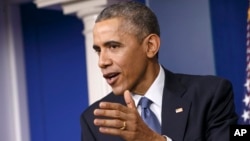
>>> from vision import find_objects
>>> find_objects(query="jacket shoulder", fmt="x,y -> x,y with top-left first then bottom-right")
81,92 -> 124,118
175,73 -> 232,89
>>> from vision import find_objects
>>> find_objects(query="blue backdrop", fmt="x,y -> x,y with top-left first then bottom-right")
209,0 -> 248,123
21,3 -> 88,141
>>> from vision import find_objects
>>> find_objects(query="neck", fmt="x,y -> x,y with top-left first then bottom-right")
132,63 -> 160,95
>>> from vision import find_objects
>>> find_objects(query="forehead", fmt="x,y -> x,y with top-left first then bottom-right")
93,18 -> 138,46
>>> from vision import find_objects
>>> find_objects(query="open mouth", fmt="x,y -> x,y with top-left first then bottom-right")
103,72 -> 120,85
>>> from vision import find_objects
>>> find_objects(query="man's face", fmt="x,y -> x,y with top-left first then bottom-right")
93,18 -> 150,95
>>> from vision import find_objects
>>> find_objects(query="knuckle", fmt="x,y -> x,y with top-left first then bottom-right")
114,120 -> 121,127
115,103 -> 122,109
114,110 -> 121,117
103,119 -> 107,125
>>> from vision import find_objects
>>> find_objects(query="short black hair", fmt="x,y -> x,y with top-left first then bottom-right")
95,1 -> 160,43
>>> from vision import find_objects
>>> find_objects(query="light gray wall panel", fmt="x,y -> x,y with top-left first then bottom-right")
149,0 -> 215,75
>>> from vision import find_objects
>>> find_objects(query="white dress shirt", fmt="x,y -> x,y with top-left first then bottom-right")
132,65 -> 172,141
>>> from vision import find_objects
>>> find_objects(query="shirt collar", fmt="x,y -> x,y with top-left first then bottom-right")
133,65 -> 165,107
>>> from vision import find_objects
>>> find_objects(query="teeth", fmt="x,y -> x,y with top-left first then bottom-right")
108,73 -> 116,78
109,75 -> 115,79
104,73 -> 118,79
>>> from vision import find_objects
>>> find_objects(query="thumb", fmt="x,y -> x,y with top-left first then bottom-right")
124,90 -> 136,109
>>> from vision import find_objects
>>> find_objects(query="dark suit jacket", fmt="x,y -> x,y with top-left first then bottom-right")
80,69 -> 238,141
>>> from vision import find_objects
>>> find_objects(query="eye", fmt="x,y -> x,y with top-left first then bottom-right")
108,43 -> 121,50
109,44 -> 119,49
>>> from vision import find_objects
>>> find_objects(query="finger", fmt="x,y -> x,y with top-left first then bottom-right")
99,102 -> 127,111
124,90 -> 136,109
94,118 -> 125,129
94,109 -> 127,119
99,127 -> 130,137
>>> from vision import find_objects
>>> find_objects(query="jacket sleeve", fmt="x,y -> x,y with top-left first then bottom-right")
205,79 -> 238,141
80,113 -> 96,141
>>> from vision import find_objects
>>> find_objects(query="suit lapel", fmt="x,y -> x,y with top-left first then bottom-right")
161,69 -> 191,141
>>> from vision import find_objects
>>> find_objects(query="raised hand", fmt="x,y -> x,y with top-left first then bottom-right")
93,90 -> 165,141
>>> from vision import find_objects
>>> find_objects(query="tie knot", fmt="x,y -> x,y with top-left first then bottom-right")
139,97 -> 152,108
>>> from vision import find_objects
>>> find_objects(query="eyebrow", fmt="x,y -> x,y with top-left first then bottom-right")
93,40 -> 122,49
93,45 -> 100,51
103,40 -> 122,47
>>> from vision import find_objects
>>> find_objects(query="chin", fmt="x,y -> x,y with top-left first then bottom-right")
111,87 -> 125,96
112,91 -> 124,96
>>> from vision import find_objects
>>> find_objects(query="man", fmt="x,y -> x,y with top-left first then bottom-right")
80,1 -> 238,141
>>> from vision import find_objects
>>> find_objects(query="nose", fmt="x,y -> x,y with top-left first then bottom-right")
98,51 -> 112,68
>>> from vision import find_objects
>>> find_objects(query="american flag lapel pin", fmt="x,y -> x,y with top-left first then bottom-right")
175,108 -> 183,113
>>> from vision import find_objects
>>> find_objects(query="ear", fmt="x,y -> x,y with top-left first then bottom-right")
144,34 -> 160,58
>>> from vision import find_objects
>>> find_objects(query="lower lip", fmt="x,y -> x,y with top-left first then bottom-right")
106,75 -> 119,85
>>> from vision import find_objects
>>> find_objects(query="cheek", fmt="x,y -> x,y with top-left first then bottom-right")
114,56 -> 136,82
121,58 -> 146,82
114,45 -> 147,77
